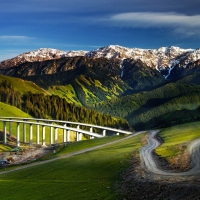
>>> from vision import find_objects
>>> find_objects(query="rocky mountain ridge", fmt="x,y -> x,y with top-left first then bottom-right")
0,48 -> 87,69
1,45 -> 200,79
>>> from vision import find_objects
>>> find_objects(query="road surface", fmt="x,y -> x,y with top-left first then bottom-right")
140,130 -> 200,176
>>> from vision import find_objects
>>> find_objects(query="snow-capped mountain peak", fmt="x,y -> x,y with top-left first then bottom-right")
1,45 -> 200,80
18,48 -> 68,60
85,45 -> 197,70
0,48 -> 88,69
18,48 -> 88,61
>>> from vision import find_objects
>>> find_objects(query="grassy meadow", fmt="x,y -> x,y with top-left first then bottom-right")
38,135 -> 129,160
156,121 -> 200,159
0,102 -> 31,118
0,133 -> 145,200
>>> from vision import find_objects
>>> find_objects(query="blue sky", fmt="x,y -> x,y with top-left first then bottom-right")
1,0 -> 200,61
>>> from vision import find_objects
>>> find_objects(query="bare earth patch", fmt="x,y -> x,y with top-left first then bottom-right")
0,147 -> 53,167
168,143 -> 191,172
118,156 -> 200,200
155,134 -> 191,172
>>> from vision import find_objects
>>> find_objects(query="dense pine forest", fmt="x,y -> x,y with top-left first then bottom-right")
2,77 -> 200,131
0,80 -> 131,130
0,80 -> 21,108
94,82 -> 200,129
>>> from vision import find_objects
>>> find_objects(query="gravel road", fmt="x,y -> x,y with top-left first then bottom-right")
140,130 -> 200,176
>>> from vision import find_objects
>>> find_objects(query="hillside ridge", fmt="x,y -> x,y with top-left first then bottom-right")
1,45 -> 200,79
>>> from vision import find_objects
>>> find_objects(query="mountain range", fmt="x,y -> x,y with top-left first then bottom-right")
1,45 -> 200,130
1,45 -> 200,79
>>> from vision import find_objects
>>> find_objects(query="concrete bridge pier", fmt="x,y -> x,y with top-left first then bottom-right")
79,133 -> 82,141
36,123 -> 40,145
76,132 -> 79,142
67,130 -> 70,142
23,123 -> 26,143
42,125 -> 45,146
54,128 -> 58,144
63,124 -> 66,143
76,125 -> 80,141
90,127 -> 94,139
16,122 -> 20,147
103,130 -> 106,137
3,121 -> 6,145
9,119 -> 12,138
50,126 -> 53,145
29,124 -> 33,146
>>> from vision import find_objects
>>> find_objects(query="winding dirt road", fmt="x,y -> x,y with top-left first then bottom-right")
140,130 -> 200,176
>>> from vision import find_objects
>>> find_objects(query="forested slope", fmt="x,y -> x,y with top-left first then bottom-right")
94,82 -> 200,130
0,77 -> 131,130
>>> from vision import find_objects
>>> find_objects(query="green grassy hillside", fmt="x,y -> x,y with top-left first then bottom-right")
30,68 -> 131,106
0,74 -> 46,94
48,84 -> 82,105
95,83 -> 200,130
156,121 -> 200,168
0,102 -> 31,117
0,133 -> 145,199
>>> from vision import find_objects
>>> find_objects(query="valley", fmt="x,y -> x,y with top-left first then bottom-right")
1,45 -> 200,199
1,45 -> 200,130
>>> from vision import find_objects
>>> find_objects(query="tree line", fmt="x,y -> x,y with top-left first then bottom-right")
0,80 -> 131,130
0,80 -> 21,108
94,82 -> 200,130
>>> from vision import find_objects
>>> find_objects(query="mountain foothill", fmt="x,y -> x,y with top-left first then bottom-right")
1,45 -> 200,130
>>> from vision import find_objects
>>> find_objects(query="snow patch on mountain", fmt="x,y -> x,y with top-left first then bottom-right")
1,45 -> 200,79
120,59 -> 126,78
86,45 -> 195,69
0,48 -> 88,69
18,48 -> 88,61
86,45 -> 198,79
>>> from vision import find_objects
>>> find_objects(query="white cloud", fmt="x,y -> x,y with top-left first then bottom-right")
109,12 -> 200,27
105,12 -> 200,37
0,36 -> 35,41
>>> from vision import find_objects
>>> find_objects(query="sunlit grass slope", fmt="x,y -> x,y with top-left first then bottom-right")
48,84 -> 82,105
0,74 -> 46,94
0,102 -> 31,118
156,121 -> 200,159
40,135 -> 127,160
0,133 -> 145,199
47,74 -> 127,106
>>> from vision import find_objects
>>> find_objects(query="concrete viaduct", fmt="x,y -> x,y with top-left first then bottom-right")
0,117 -> 133,147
